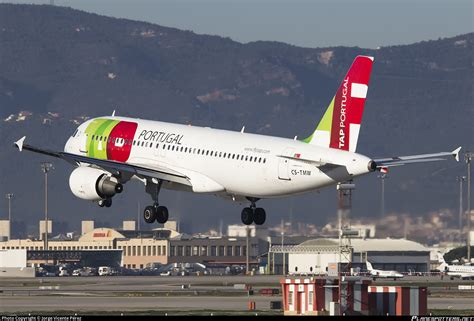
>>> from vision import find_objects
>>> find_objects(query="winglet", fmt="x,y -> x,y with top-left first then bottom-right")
452,146 -> 462,162
14,136 -> 26,152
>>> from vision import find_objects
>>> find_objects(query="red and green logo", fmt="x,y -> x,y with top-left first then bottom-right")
85,118 -> 138,162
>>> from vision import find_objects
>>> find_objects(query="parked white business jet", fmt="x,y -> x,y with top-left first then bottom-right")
14,56 -> 461,226
366,261 -> 404,280
438,256 -> 474,280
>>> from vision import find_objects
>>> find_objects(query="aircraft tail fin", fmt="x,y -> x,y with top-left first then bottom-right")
437,254 -> 448,271
303,55 -> 374,152
366,261 -> 374,271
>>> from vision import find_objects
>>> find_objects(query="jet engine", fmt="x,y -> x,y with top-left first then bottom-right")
69,166 -> 123,201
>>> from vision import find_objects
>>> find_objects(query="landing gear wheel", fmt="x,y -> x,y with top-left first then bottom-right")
143,206 -> 156,224
98,199 -> 112,208
253,208 -> 266,225
241,207 -> 254,225
156,206 -> 169,224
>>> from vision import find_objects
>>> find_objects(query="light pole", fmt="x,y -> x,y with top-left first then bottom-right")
246,225 -> 250,275
457,176 -> 466,243
281,218 -> 285,276
378,173 -> 388,218
41,162 -> 54,251
5,193 -> 13,240
281,231 -> 285,276
465,152 -> 473,261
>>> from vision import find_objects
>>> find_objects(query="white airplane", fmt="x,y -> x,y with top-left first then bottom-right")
438,256 -> 474,280
14,56 -> 461,226
366,261 -> 404,280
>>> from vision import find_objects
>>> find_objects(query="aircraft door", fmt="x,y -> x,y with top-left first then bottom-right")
79,133 -> 88,153
278,148 -> 294,180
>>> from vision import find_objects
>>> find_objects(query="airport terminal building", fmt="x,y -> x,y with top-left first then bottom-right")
0,221 -> 266,270
1,219 -> 430,274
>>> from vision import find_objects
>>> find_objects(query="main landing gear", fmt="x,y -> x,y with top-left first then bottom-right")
143,204 -> 169,224
241,197 -> 266,225
144,179 -> 169,224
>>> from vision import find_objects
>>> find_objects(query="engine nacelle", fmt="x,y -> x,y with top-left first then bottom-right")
69,166 -> 123,201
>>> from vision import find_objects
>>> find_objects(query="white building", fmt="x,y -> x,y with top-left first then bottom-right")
287,238 -> 430,275
0,249 -> 27,267
227,224 -> 268,239
0,249 -> 34,277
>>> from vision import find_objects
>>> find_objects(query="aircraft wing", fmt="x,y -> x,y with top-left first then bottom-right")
14,136 -> 192,187
373,147 -> 461,168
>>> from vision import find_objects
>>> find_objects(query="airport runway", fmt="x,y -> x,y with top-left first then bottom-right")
1,296 -> 279,314
1,275 -> 473,314
428,298 -> 474,310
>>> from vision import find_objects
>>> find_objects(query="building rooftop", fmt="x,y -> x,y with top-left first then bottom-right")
298,238 -> 428,252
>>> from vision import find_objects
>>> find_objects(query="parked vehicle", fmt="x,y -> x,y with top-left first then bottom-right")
58,267 -> 70,277
98,266 -> 113,276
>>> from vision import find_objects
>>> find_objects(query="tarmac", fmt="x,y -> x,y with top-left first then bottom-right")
1,275 -> 473,315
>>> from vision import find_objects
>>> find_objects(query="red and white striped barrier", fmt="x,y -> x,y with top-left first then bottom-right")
280,278 -> 370,315
368,286 -> 427,315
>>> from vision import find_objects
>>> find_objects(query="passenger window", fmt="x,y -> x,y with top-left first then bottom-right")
223,153 -> 227,158
156,143 -> 159,149
133,141 -> 136,146
232,154 -> 235,159
180,146 -> 183,152
92,135 -> 95,140
206,150 -> 209,156
185,147 -> 188,153
258,157 -> 262,163
168,145 -> 171,150
263,158 -> 266,163
250,156 -> 253,162
245,156 -> 248,161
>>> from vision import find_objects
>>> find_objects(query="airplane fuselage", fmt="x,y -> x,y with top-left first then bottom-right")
65,116 -> 373,201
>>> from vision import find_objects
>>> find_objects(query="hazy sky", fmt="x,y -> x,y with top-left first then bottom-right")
3,0 -> 473,48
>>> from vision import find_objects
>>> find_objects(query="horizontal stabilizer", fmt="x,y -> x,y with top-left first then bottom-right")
374,147 -> 462,168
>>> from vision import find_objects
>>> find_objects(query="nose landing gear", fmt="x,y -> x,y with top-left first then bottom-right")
98,198 -> 112,208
